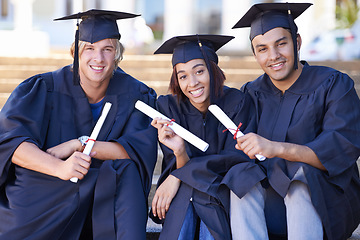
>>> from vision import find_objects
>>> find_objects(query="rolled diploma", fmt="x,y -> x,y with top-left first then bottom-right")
135,100 -> 209,152
70,102 -> 112,183
208,104 -> 266,161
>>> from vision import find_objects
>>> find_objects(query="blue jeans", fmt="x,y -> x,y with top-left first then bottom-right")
178,203 -> 215,240
230,167 -> 323,240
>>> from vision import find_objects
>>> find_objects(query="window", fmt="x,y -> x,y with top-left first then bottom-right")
1,0 -> 8,17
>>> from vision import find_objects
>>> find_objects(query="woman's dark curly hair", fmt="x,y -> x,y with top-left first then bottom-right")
168,60 -> 226,103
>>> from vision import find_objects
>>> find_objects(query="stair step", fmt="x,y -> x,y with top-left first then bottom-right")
350,225 -> 360,239
144,210 -> 360,240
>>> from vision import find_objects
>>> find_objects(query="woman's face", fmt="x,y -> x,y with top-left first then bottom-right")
176,58 -> 210,113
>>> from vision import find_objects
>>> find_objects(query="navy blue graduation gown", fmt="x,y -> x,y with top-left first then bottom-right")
0,65 -> 158,239
240,61 -> 360,240
151,87 -> 265,240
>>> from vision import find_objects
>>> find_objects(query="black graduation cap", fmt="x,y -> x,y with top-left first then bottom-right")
154,34 -> 234,67
232,2 -> 312,69
154,34 -> 234,104
54,9 -> 140,84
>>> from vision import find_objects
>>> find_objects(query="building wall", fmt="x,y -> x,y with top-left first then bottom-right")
0,0 -> 344,56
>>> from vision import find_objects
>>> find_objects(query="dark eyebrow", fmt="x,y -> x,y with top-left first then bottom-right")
254,36 -> 288,49
176,63 -> 205,75
275,36 -> 288,44
192,63 -> 205,69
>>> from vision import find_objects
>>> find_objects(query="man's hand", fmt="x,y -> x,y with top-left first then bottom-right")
46,139 -> 82,159
12,142 -> 94,180
236,133 -> 279,159
55,151 -> 92,180
236,133 -> 326,171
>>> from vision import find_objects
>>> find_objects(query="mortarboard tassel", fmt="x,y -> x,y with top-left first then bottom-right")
287,3 -> 298,70
73,17 -> 80,85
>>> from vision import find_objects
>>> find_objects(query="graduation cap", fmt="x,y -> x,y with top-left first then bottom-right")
154,34 -> 234,67
232,2 -> 312,69
54,9 -> 140,84
154,34 -> 234,104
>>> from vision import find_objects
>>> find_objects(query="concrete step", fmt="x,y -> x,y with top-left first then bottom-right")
0,56 -> 358,98
146,217 -> 161,240
0,64 -> 263,82
1,54 -> 358,70
350,225 -> 360,240
146,195 -> 360,239
0,66 -> 358,109
145,196 -> 360,240
0,93 -> 10,108
145,223 -> 360,240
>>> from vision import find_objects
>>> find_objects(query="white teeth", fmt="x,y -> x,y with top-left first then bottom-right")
272,63 -> 282,67
91,66 -> 103,70
190,88 -> 203,95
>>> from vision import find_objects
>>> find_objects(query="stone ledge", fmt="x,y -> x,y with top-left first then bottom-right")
145,216 -> 360,240
349,224 -> 360,239
146,216 -> 161,240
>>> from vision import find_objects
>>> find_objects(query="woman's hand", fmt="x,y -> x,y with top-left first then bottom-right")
152,175 -> 181,220
151,118 -> 185,156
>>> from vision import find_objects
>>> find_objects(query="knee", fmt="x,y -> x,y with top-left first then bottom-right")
231,182 -> 266,208
113,158 -> 138,173
284,181 -> 311,205
113,159 -> 141,183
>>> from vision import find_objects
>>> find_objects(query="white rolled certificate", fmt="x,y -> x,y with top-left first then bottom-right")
135,100 -> 209,152
208,104 -> 266,161
70,102 -> 112,183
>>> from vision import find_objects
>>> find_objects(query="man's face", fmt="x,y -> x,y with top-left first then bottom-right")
252,27 -> 301,90
79,38 -> 116,86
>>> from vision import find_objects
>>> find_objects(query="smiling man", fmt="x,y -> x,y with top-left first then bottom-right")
224,3 -> 360,240
0,10 -> 157,239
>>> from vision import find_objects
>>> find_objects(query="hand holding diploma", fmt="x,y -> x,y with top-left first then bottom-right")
70,102 -> 112,183
151,118 -> 186,155
135,100 -> 209,152
208,104 -> 266,161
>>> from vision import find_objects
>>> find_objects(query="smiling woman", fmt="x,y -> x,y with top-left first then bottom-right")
148,34 -> 262,240
176,59 -> 210,113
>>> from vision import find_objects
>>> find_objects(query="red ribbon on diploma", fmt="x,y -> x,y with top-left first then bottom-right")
222,122 -> 243,140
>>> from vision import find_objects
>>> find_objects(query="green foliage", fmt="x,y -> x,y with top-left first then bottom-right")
336,0 -> 359,28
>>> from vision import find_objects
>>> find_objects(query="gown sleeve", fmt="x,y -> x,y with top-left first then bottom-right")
0,74 -> 51,186
305,72 -> 360,182
115,83 -> 158,196
153,95 -> 178,188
